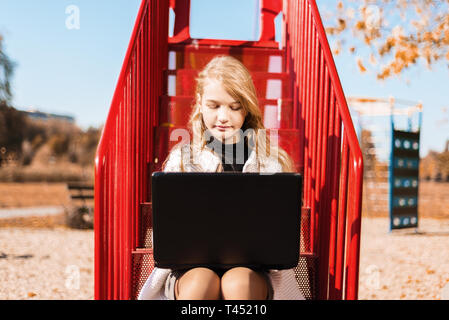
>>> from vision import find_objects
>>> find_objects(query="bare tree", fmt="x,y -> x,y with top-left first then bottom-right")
0,34 -> 16,104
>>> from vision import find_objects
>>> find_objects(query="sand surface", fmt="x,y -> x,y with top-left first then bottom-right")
358,217 -> 449,300
0,226 -> 93,300
1,217 -> 448,300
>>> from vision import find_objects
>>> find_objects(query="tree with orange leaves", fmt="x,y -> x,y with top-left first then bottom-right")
323,0 -> 449,80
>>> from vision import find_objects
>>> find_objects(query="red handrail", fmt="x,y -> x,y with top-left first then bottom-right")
284,0 -> 363,299
95,0 -> 169,300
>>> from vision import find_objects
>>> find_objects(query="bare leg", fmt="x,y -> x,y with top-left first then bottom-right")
221,267 -> 268,300
175,267 -> 221,300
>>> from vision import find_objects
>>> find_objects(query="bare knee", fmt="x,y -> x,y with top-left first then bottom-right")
176,267 -> 221,300
221,267 -> 268,300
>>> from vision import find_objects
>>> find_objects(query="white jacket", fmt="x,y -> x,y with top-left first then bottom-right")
138,144 -> 305,300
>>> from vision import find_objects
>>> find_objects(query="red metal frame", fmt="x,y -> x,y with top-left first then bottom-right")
284,0 -> 363,299
95,0 -> 363,300
94,0 -> 169,299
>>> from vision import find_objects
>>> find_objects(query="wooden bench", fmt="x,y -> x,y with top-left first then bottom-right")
65,182 -> 94,229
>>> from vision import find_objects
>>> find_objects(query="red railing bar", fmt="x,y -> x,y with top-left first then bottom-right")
119,82 -> 124,300
158,0 -> 168,125
109,121 -> 115,300
100,157 -> 105,300
134,43 -> 138,252
170,0 -> 190,42
314,40 -> 324,263
345,154 -> 363,300
94,154 -> 104,299
108,128 -> 113,300
344,152 -> 355,299
128,72 -> 132,299
114,103 -> 121,300
335,96 -> 343,299
291,0 -> 298,129
141,12 -> 147,230
106,157 -> 112,299
335,131 -> 349,299
127,52 -> 136,299
150,0 -> 156,129
168,38 -> 280,49
145,11 -> 151,164
121,97 -> 126,299
120,98 -> 125,298
311,26 -> 320,254
298,0 -> 305,171
303,6 -> 311,208
344,153 -> 353,299
316,59 -> 330,299
290,0 -> 296,155
260,0 -> 282,42
327,89 -> 341,300
308,7 -> 314,215
296,0 -> 304,133
108,151 -> 113,300
288,0 -> 295,128
136,32 -> 142,248
121,67 -> 126,299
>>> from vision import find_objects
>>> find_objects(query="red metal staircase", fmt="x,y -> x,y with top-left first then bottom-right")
95,0 -> 363,300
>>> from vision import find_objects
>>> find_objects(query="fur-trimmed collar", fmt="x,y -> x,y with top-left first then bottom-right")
164,144 -> 283,173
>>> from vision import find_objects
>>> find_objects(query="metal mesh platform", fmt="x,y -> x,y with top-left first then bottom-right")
132,205 -> 317,300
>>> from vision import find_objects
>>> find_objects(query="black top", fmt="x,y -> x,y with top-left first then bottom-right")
205,132 -> 250,172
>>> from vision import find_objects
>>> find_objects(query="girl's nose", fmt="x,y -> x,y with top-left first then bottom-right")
217,106 -> 230,123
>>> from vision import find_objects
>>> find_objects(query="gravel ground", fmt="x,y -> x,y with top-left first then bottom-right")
359,217 -> 449,300
0,226 -> 93,300
0,217 -> 448,300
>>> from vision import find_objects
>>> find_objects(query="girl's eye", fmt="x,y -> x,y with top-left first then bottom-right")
231,106 -> 242,111
206,104 -> 218,109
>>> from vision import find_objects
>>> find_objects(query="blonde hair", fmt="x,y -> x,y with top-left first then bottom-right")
163,55 -> 295,172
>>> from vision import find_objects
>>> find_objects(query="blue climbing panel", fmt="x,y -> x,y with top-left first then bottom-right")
389,129 -> 420,230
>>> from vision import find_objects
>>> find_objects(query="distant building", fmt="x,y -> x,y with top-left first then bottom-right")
21,109 -> 75,124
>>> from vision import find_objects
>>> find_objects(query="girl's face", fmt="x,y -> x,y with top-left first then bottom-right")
199,79 -> 248,144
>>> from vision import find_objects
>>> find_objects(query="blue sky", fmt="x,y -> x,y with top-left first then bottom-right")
0,0 -> 447,157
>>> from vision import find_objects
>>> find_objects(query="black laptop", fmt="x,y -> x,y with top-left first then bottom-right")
151,172 -> 302,270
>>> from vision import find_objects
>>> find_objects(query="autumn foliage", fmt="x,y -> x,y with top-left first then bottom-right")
420,142 -> 449,181
324,0 -> 449,79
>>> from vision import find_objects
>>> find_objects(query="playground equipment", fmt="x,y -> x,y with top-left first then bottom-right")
95,0 -> 363,300
348,97 -> 422,230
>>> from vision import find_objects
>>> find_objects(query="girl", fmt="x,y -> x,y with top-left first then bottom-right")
138,55 -> 304,300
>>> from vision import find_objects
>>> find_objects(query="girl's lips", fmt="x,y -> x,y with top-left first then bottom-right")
216,126 -> 230,131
